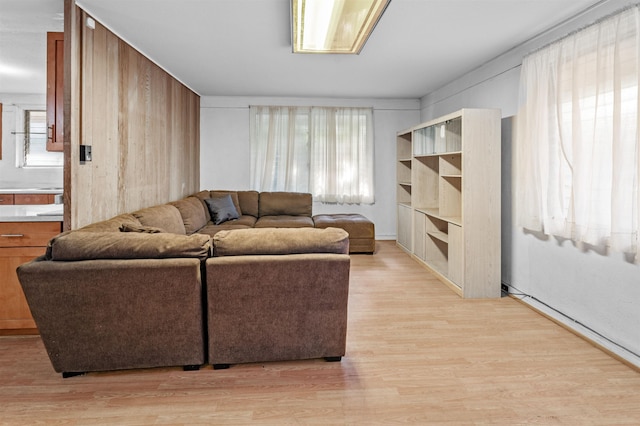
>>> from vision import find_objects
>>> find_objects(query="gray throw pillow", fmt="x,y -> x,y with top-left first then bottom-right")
205,195 -> 240,225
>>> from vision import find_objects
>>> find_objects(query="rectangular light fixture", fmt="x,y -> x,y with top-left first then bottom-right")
291,0 -> 391,54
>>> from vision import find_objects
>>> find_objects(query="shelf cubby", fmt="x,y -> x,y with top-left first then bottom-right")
440,153 -> 462,176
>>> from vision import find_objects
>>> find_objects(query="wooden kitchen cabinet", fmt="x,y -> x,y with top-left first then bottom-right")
0,221 -> 62,332
46,32 -> 64,152
0,194 -> 57,205
14,194 -> 55,205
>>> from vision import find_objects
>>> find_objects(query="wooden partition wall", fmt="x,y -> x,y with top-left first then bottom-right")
63,1 -> 200,229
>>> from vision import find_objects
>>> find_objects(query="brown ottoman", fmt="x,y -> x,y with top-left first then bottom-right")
313,214 -> 375,254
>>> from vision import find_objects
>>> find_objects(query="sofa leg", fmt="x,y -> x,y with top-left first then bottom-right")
183,365 -> 200,371
62,371 -> 86,378
324,356 -> 342,362
213,363 -> 230,370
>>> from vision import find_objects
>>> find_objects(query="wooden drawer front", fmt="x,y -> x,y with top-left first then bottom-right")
0,194 -> 15,205
0,222 -> 61,248
13,194 -> 54,205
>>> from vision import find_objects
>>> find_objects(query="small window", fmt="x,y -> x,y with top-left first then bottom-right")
23,110 -> 62,167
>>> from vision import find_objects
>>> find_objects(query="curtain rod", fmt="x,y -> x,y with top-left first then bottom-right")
525,2 -> 640,58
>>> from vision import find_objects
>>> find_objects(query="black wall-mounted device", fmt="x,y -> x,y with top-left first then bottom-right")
80,145 -> 92,163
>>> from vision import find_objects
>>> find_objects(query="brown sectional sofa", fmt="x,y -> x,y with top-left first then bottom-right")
17,190 -> 364,377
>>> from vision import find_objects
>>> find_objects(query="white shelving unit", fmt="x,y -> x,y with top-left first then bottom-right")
395,108 -> 501,299
396,130 -> 413,252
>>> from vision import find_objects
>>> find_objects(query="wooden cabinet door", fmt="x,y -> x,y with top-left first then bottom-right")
0,222 -> 61,331
46,32 -> 64,152
0,247 -> 45,330
413,210 -> 426,261
448,223 -> 463,287
397,204 -> 412,251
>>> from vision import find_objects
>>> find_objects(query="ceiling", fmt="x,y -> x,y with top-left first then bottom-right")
2,0 -> 601,99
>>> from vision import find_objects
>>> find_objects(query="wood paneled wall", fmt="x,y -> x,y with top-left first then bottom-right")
64,1 -> 199,229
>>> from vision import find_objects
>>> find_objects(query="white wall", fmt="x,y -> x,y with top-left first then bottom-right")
420,0 -> 640,366
200,96 -> 420,240
0,93 -> 63,189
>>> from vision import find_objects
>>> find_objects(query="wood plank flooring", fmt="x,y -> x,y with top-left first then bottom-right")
2,241 -> 640,425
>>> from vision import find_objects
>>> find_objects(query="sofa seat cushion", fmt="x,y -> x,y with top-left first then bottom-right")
197,224 -> 253,237
213,227 -> 349,256
133,204 -> 187,235
171,197 -> 208,234
258,192 -> 312,217
200,215 -> 256,230
254,215 -> 314,228
313,214 -> 375,239
197,216 -> 257,237
46,231 -> 212,261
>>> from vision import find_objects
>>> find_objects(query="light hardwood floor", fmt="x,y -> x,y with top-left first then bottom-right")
2,241 -> 640,425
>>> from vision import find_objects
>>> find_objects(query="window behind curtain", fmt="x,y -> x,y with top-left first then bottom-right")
516,6 -> 640,261
23,110 -> 63,167
250,106 -> 375,204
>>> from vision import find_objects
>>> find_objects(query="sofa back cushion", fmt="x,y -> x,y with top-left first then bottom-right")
171,197 -> 207,234
237,190 -> 259,217
193,190 -> 213,222
119,223 -> 165,233
213,227 -> 349,256
46,231 -> 212,261
77,213 -> 142,233
258,192 -> 312,217
133,204 -> 186,235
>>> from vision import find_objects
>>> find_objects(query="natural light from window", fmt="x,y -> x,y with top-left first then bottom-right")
250,106 -> 375,204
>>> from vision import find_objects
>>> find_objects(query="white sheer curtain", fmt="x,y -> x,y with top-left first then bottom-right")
516,6 -> 640,261
250,105 -> 375,204
310,107 -> 374,203
250,106 -> 310,193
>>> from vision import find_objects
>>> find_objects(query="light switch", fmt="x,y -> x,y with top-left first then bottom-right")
80,145 -> 92,163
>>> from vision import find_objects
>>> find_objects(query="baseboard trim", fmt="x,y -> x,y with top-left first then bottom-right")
510,294 -> 640,373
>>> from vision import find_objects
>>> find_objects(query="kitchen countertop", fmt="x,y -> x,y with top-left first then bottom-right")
0,205 -> 64,222
0,188 -> 63,194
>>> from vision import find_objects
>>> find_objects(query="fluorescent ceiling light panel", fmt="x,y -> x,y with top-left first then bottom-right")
292,0 -> 390,54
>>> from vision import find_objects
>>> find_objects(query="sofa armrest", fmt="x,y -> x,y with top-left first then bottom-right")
17,257 -> 205,373
206,253 -> 350,365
